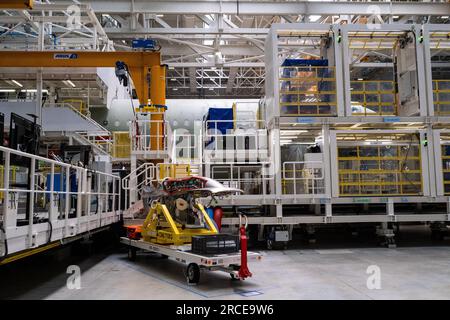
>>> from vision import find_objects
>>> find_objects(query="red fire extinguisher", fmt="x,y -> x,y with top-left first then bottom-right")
213,206 -> 223,231
238,214 -> 252,279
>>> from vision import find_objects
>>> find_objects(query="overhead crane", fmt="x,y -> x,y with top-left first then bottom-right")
0,50 -> 166,151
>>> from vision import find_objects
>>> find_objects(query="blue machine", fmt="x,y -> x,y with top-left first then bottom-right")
132,39 -> 157,50
45,173 -> 78,200
204,107 -> 234,148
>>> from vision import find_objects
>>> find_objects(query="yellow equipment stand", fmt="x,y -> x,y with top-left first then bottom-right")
141,202 -> 218,245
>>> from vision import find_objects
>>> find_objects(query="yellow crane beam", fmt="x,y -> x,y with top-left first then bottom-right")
0,50 -> 167,151
0,0 -> 33,9
0,51 -> 162,107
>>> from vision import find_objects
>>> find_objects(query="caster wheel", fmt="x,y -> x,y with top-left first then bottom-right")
128,247 -> 137,261
230,273 -> 240,281
186,263 -> 200,285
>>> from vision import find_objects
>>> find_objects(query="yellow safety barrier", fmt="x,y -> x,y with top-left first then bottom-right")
279,66 -> 337,116
337,144 -> 422,196
433,80 -> 450,116
351,80 -> 397,116
112,131 -> 131,159
158,164 -> 191,180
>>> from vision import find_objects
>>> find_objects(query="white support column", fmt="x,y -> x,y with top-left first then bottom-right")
422,25 -> 435,117
433,129 -> 444,196
333,25 -> 345,117
129,154 -> 137,205
3,151 -> 12,229
426,124 -> 437,197
414,24 -> 429,117
420,130 -> 431,197
28,159 -> 36,248
36,68 -> 43,126
340,26 -> 352,116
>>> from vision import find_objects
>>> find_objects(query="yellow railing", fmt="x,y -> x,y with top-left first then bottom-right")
433,80 -> 450,116
158,164 -> 191,180
337,144 -> 422,196
350,80 -> 397,116
279,66 -> 336,116
112,131 -> 131,159
63,99 -> 89,116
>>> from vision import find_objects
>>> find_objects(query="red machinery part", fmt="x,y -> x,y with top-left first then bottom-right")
213,207 -> 223,231
238,215 -> 252,279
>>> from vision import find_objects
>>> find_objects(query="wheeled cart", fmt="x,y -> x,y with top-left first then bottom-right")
120,237 -> 262,284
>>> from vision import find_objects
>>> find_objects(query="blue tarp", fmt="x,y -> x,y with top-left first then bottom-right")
281,59 -> 328,67
205,107 -> 234,134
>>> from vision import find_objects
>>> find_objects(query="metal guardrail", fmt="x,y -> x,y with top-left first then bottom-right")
0,146 -> 121,257
282,161 -> 325,196
279,66 -> 337,116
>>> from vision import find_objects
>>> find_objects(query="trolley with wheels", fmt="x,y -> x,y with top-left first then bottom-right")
120,237 -> 262,285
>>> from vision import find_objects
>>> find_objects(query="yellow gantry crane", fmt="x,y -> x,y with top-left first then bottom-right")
0,50 -> 167,151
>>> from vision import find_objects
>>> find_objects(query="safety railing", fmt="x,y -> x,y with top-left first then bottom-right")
203,120 -> 269,164
433,80 -> 450,116
122,162 -> 156,208
337,144 -> 422,196
211,164 -> 271,195
62,99 -> 89,116
130,119 -> 169,157
171,130 -> 201,164
0,146 -> 121,257
441,143 -> 450,195
279,66 -> 337,116
282,161 -> 325,196
112,131 -> 131,159
350,80 -> 397,116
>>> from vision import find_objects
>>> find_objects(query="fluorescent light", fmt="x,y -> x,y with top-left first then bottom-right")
357,78 -> 364,81
172,88 -> 178,91
156,14 -> 164,17
393,16 -> 399,19
309,15 -> 321,22
0,89 -> 15,93
21,89 -> 49,93
11,80 -> 23,87
170,78 -> 177,81
441,16 -> 449,19
208,88 -> 214,91
281,130 -> 307,135
66,80 -> 76,87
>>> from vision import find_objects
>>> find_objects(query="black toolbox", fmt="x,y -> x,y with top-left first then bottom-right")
191,234 -> 239,255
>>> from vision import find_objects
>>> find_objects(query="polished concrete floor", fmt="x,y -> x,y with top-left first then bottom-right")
1,225 -> 450,300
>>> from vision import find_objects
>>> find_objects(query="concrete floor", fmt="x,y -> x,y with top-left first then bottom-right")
1,225 -> 450,300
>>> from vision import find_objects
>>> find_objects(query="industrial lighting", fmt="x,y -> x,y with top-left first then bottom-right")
441,16 -> 449,19
172,88 -> 178,91
281,130 -> 307,135
66,80 -> 76,88
170,78 -> 177,81
11,80 -> 23,87
21,89 -> 49,93
357,78 -> 364,81
0,89 -> 15,93
393,16 -> 399,19
156,14 -> 164,17
309,15 -> 322,22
